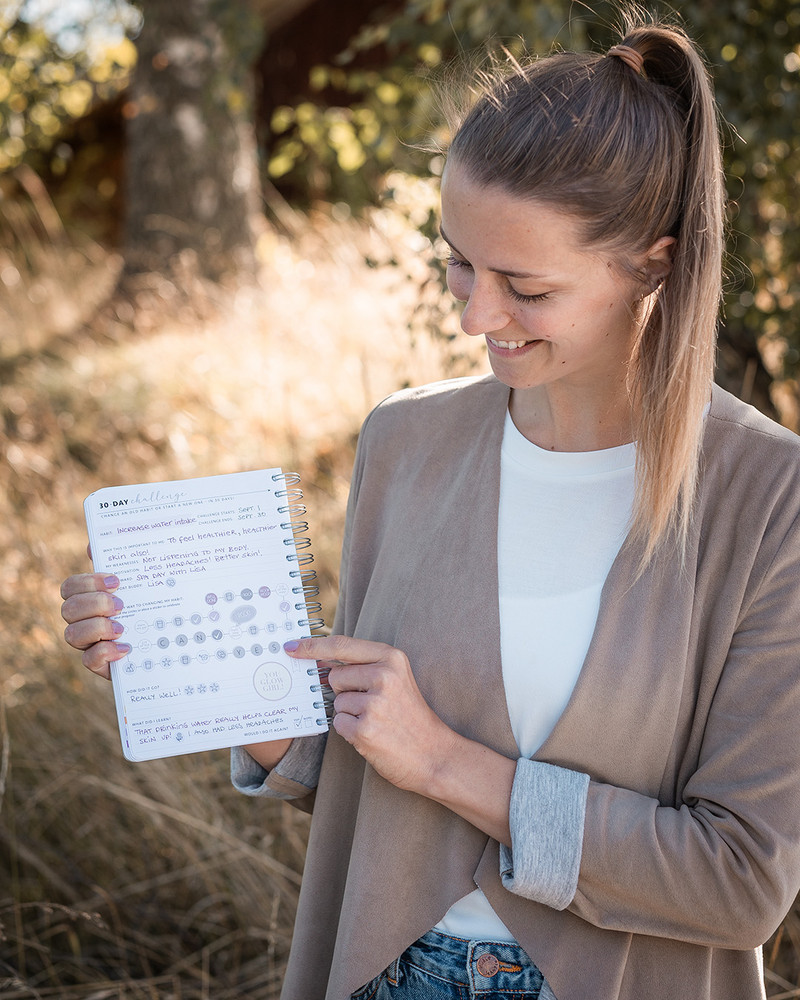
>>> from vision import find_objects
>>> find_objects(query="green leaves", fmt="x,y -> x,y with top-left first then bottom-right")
0,18 -> 135,173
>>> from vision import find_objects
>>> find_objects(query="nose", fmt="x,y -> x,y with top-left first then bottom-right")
451,273 -> 512,339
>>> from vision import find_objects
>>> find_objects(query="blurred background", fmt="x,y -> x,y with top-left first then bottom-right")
0,0 -> 798,996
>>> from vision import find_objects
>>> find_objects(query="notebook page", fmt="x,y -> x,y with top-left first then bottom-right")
84,469 -> 327,761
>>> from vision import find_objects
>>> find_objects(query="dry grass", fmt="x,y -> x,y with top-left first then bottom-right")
0,189 -> 484,998
0,187 -> 798,997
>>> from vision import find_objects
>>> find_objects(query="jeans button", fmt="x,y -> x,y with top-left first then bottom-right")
476,952 -> 500,977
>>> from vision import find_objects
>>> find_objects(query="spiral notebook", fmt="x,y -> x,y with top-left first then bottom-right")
84,469 -> 328,761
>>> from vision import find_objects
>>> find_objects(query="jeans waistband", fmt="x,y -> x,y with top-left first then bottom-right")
397,928 -> 546,994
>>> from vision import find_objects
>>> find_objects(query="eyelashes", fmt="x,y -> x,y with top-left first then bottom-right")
508,288 -> 550,305
445,255 -> 550,305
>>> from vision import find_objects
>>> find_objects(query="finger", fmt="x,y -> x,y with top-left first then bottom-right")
327,662 -> 379,694
332,709 -> 359,745
333,690 -> 369,718
82,640 -> 131,681
60,572 -> 120,601
61,590 -> 124,626
64,612 -> 125,651
312,656 -> 375,689
283,634 -> 393,665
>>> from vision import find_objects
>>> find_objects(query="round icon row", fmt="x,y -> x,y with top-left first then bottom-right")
124,641 -> 285,670
205,586 -> 278,605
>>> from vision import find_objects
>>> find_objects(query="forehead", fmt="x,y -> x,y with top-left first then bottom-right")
440,162 -> 594,264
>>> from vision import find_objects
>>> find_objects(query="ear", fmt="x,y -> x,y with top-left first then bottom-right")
641,236 -> 675,291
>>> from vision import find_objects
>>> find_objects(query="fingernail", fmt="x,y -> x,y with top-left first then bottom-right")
112,621 -> 124,635
112,596 -> 124,612
115,643 -> 131,654
283,640 -> 300,652
104,575 -> 120,589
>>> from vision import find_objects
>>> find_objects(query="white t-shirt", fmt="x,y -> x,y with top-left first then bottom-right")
435,409 -> 636,940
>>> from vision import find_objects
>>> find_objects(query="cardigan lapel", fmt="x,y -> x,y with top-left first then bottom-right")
384,375 -> 521,759
532,528 -> 700,793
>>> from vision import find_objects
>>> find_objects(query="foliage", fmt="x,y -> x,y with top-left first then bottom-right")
690,1 -> 800,370
266,0 -> 582,203
267,0 -> 800,377
0,3 -> 137,175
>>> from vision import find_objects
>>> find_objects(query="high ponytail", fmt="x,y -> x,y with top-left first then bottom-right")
445,11 -> 725,566
621,20 -> 725,566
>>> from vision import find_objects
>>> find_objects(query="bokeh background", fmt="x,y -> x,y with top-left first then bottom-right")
0,1 -> 798,996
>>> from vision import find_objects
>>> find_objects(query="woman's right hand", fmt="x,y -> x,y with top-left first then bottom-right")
60,572 -> 130,680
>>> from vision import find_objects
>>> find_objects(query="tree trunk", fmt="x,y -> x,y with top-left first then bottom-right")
124,0 -> 264,282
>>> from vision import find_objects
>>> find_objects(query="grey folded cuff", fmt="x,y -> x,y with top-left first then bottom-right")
500,758 -> 589,911
230,732 -> 327,800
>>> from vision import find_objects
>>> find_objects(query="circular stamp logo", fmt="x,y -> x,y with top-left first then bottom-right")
253,662 -> 292,701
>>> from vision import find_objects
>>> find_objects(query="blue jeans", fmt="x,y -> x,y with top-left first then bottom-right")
351,929 -> 558,1000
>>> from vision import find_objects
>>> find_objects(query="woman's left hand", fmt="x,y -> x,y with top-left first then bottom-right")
283,634 -> 457,796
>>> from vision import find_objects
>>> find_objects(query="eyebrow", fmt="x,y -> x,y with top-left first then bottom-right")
438,224 -> 547,280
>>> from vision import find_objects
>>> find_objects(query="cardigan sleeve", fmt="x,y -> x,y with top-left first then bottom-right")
230,735 -> 327,808
499,759 -> 589,910
561,511 -> 800,950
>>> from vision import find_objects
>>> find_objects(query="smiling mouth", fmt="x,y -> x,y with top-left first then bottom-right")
487,337 -> 536,351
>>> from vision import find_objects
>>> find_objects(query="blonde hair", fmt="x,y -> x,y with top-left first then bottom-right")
444,12 -> 724,566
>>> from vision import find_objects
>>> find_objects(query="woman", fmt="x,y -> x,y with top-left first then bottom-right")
61,13 -> 800,1000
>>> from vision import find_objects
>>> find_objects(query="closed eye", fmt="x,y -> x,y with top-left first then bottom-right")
446,253 -> 472,271
446,252 -> 550,305
507,288 -> 550,304
448,256 -> 549,302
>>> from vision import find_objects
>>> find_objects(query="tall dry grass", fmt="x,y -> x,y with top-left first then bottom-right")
0,184 -> 483,999
0,184 -> 798,998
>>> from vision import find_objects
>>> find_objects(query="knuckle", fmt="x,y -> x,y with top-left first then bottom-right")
357,715 -> 377,743
385,647 -> 407,668
61,574 -> 89,600
84,642 -> 112,671
83,651 -> 103,673
329,634 -> 352,654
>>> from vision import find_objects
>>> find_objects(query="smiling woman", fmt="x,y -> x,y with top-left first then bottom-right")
60,8 -> 800,1000
438,176 -> 674,452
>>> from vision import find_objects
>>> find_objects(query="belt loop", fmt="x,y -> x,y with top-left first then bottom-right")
387,955 -> 402,985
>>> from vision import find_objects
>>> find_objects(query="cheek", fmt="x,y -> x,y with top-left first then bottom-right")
446,267 -> 472,302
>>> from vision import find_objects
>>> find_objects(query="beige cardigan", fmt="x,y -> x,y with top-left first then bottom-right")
266,375 -> 800,1000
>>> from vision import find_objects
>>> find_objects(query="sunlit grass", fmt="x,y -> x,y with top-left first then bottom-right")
0,191 -> 485,998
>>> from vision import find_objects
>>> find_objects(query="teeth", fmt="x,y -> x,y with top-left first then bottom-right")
488,338 -> 530,350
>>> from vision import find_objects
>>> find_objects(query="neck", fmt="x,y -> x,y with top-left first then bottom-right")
509,385 -> 636,452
